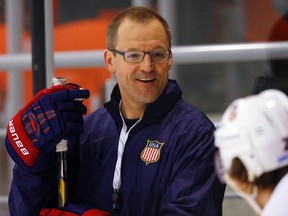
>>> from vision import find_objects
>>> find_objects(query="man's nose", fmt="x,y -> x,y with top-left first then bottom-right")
140,53 -> 154,71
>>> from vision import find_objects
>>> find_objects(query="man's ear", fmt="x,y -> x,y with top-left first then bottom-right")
104,49 -> 116,73
168,51 -> 173,70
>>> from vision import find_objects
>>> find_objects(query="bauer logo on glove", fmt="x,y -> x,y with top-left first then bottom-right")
8,119 -> 30,156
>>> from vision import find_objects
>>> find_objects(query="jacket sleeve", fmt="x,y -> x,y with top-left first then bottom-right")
161,127 -> 226,216
7,136 -> 82,216
8,164 -> 58,216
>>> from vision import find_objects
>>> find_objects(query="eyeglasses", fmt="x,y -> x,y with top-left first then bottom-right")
109,49 -> 171,63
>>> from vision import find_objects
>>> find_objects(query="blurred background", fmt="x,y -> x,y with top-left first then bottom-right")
1,0 -> 288,215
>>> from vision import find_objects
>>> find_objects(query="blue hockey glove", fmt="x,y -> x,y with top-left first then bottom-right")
6,83 -> 89,171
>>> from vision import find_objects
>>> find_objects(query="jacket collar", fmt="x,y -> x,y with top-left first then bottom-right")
104,79 -> 182,130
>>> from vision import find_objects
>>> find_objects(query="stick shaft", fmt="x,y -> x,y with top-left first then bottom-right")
52,77 -> 69,208
57,147 -> 68,207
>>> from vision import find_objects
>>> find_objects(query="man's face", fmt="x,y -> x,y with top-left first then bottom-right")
105,18 -> 172,109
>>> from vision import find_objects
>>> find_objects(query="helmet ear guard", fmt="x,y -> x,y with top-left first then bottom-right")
215,124 -> 262,182
215,89 -> 288,182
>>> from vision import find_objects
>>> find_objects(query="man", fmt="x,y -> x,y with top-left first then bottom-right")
214,89 -> 288,215
6,6 -> 225,216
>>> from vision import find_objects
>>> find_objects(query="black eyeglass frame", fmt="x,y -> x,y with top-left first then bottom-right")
109,49 -> 171,63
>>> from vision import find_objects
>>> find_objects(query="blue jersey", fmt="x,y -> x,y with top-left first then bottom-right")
8,80 -> 225,216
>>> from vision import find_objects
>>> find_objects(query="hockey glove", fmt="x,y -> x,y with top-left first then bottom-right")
40,203 -> 111,216
6,83 -> 90,171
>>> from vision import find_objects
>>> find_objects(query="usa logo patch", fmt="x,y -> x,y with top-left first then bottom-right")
140,140 -> 164,165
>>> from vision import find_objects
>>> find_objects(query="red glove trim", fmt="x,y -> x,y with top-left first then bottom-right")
22,85 -> 65,112
82,209 -> 111,216
7,112 -> 40,166
40,208 -> 78,216
39,208 -> 111,216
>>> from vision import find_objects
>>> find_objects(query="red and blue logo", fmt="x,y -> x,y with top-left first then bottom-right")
28,112 -> 41,137
140,140 -> 164,165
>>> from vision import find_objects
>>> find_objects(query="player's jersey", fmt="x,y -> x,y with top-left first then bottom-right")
261,174 -> 288,216
8,80 -> 225,216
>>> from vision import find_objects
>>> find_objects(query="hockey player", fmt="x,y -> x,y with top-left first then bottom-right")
215,89 -> 288,215
5,6 -> 225,216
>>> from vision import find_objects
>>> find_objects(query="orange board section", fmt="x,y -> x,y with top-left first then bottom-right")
24,17 -> 114,113
244,0 -> 281,42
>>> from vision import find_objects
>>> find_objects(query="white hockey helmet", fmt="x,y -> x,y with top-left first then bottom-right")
214,89 -> 288,182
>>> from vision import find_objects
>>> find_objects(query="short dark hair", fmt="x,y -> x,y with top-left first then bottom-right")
106,6 -> 171,49
230,157 -> 288,189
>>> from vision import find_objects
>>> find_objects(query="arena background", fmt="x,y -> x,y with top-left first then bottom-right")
1,0 -> 288,215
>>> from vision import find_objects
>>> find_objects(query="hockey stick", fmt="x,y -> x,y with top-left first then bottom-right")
52,77 -> 86,207
51,77 -> 69,208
